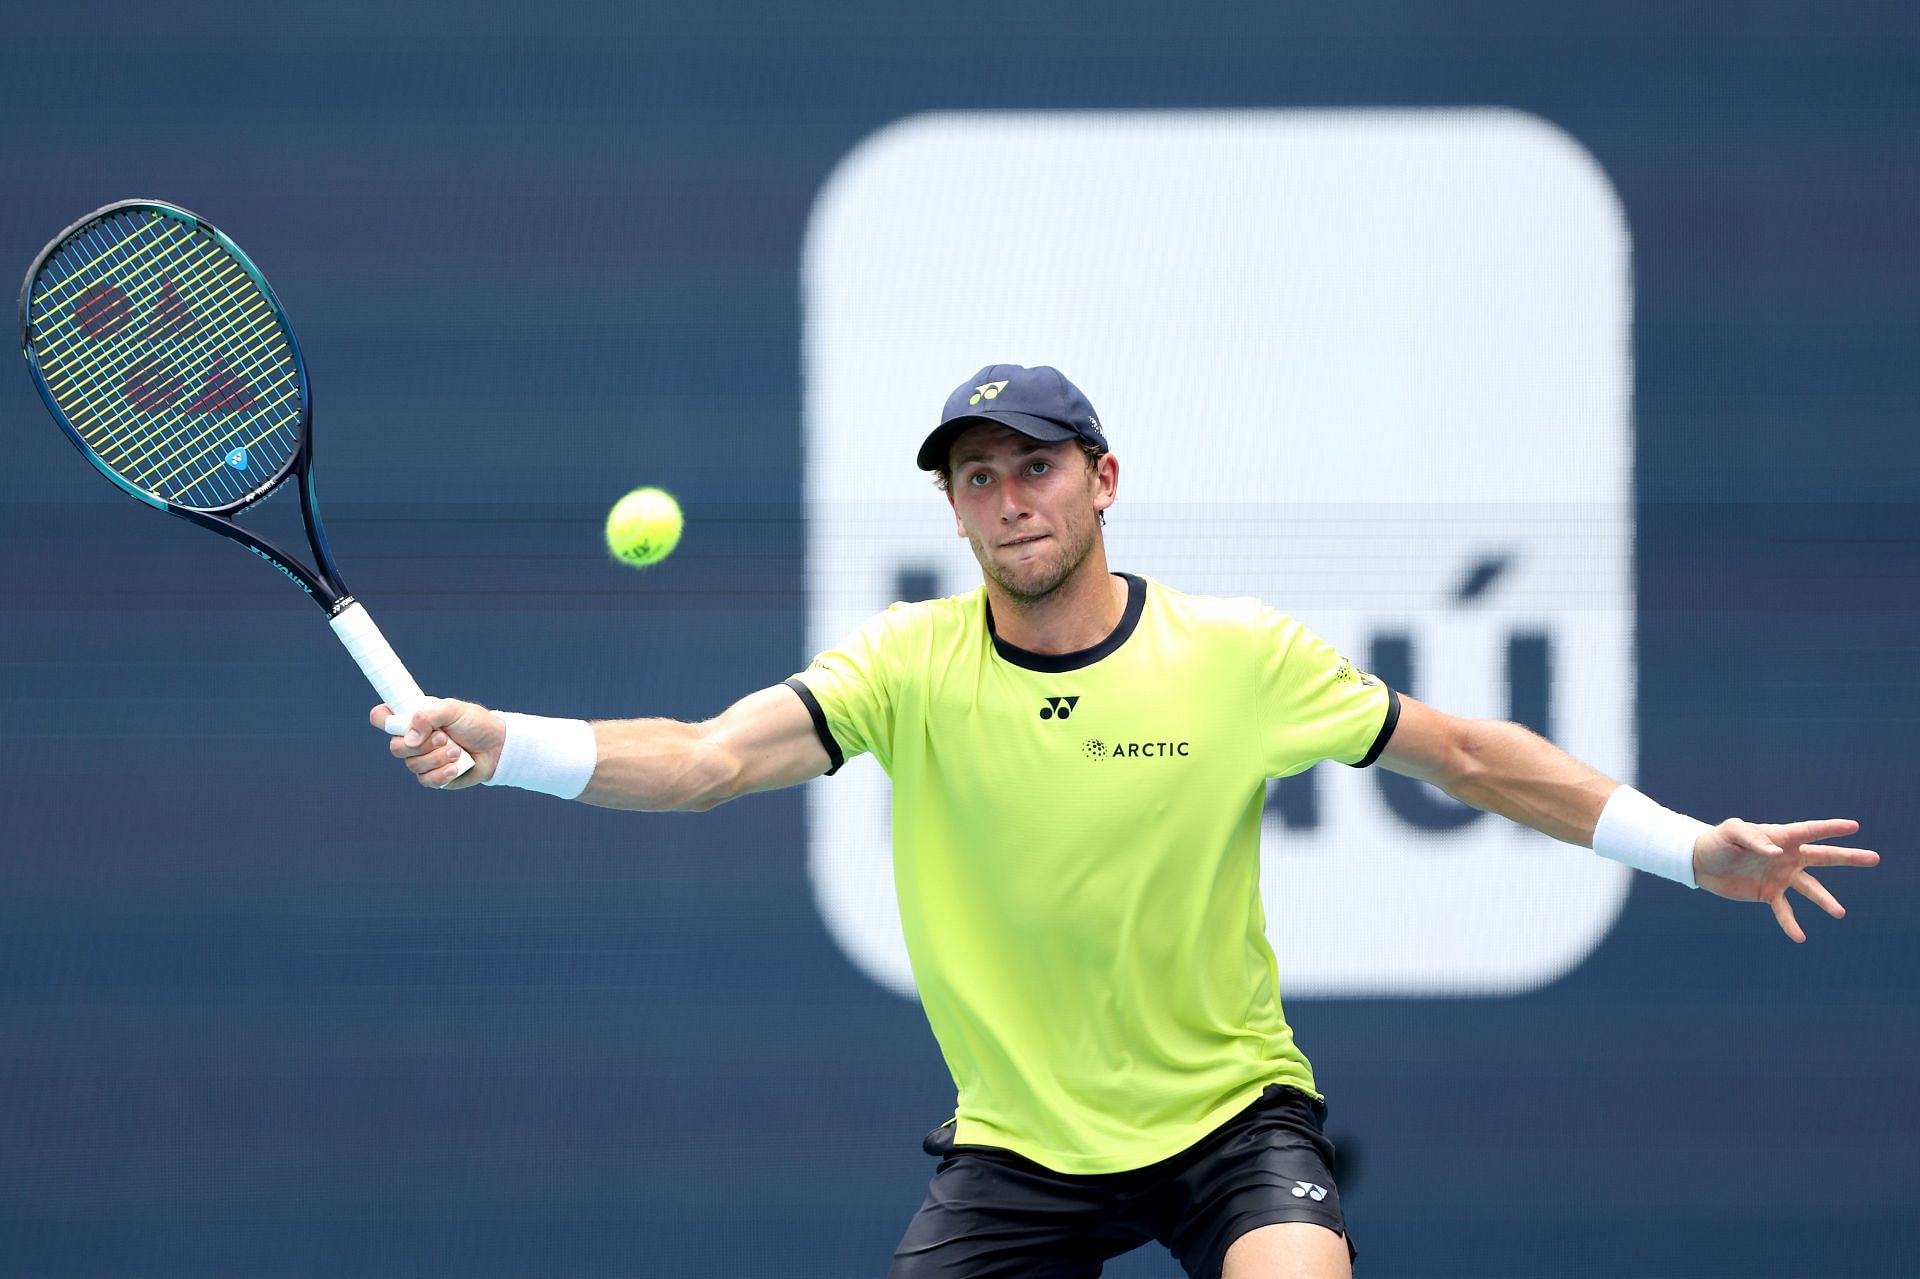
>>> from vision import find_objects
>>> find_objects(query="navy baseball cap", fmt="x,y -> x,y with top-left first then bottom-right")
916,364 -> 1109,471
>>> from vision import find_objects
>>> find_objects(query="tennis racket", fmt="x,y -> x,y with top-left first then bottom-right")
19,198 -> 472,779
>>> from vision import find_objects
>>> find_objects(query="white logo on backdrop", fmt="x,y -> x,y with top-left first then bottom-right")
800,110 -> 1634,998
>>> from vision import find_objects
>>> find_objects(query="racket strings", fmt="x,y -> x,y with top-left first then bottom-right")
35,225 -> 231,473
33,215 -> 297,503
34,216 -> 291,468
26,209 -> 305,510
36,242 -> 295,503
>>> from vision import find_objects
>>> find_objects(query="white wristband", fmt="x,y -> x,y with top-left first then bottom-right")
1591,785 -> 1710,888
483,712 -> 598,800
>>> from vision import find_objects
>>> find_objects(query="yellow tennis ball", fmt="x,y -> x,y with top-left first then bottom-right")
605,487 -> 683,567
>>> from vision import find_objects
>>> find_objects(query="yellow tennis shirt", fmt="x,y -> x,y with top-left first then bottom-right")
784,573 -> 1399,1174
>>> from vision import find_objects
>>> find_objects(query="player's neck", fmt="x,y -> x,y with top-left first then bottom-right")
986,550 -> 1127,656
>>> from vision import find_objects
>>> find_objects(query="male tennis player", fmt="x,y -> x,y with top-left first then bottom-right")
375,364 -> 1877,1279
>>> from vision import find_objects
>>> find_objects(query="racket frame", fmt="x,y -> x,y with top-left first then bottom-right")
18,198 -> 472,781
19,198 -> 355,617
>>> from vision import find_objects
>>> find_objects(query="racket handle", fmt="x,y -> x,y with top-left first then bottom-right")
330,601 -> 475,780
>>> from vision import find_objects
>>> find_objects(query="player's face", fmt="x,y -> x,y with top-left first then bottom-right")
946,425 -> 1113,604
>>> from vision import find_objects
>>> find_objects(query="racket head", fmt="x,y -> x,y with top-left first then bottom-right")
19,199 -> 312,515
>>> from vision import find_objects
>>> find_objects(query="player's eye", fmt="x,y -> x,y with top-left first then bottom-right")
967,472 -> 991,486
1029,461 -> 1051,475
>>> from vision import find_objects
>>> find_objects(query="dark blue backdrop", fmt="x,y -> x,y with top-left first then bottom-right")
2,4 -> 1915,1275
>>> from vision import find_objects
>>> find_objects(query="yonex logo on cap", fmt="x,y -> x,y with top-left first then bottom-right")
1039,695 -> 1078,720
968,380 -> 1009,405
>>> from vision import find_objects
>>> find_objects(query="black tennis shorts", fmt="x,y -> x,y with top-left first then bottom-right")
887,1084 -> 1354,1279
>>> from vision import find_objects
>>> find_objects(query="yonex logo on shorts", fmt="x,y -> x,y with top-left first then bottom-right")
968,380 -> 1009,405
1039,696 -> 1078,720
1291,1181 -> 1328,1201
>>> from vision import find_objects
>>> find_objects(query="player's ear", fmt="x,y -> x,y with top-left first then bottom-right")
1093,451 -> 1118,512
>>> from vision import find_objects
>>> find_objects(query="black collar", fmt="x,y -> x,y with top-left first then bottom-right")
986,573 -> 1146,673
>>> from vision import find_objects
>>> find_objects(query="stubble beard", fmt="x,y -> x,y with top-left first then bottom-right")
969,510 -> 1098,608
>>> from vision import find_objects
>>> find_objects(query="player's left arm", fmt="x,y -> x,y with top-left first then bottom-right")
1376,694 -> 1880,941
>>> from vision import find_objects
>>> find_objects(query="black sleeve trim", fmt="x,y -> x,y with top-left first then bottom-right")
782,677 -> 845,776
1350,685 -> 1401,769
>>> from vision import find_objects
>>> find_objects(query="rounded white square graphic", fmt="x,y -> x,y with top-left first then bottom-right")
802,109 -> 1634,998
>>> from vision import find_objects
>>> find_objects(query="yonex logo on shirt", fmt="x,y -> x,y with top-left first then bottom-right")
1039,696 -> 1079,720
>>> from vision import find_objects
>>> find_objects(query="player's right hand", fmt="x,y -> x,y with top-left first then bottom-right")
370,698 -> 505,790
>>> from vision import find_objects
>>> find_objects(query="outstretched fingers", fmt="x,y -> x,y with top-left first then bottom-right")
1779,818 -> 1861,845
1798,844 -> 1881,869
1770,893 -> 1806,944
1792,871 -> 1845,920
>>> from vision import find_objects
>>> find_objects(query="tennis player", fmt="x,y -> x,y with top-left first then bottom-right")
375,363 -> 1877,1279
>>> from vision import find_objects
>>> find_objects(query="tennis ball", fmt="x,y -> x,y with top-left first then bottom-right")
605,487 -> 683,568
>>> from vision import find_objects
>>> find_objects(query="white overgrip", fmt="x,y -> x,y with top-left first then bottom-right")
329,600 -> 475,780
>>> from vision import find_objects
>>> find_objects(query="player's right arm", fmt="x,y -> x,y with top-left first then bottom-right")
584,685 -> 833,810
370,684 -> 832,811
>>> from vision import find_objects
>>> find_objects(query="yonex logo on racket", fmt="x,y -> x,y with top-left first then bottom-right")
243,544 -> 314,594
69,280 -> 258,417
25,204 -> 305,510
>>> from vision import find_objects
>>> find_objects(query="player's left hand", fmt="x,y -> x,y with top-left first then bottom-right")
1693,818 -> 1880,942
